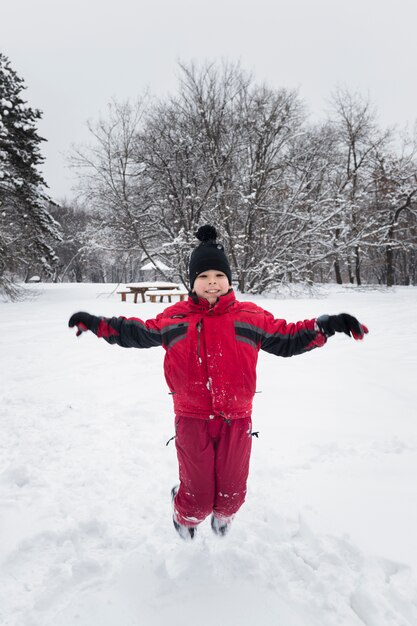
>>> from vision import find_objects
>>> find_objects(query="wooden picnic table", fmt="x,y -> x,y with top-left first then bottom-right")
122,282 -> 183,303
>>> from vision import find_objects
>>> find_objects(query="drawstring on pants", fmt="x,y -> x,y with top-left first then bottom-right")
166,417 -> 182,446
165,416 -> 260,445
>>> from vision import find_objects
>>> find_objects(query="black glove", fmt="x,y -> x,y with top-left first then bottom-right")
316,313 -> 369,340
68,311 -> 98,337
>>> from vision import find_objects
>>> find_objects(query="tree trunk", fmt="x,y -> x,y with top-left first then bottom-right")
75,265 -> 83,282
354,245 -> 361,286
347,258 -> 354,284
334,259 -> 343,284
238,272 -> 245,293
386,247 -> 394,287
386,225 -> 394,287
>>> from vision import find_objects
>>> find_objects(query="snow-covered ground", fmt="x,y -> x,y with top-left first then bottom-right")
1,283 -> 417,626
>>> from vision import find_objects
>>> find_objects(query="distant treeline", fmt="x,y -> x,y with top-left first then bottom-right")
2,57 -> 417,296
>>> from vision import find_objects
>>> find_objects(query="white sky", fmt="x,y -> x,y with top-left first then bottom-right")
1,0 -> 417,201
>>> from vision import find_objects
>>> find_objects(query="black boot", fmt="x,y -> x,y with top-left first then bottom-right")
171,485 -> 197,540
211,514 -> 232,537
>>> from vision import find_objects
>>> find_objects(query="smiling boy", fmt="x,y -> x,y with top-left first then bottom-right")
69,225 -> 368,540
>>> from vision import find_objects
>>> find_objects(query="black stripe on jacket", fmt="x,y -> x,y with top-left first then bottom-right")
161,323 -> 189,349
100,317 -> 162,348
234,321 -> 317,357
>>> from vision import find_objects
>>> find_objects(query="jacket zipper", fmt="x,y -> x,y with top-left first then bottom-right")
197,320 -> 202,363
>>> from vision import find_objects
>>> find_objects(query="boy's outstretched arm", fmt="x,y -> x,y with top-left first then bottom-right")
260,313 -> 326,357
259,311 -> 368,358
68,311 -> 162,348
316,313 -> 369,340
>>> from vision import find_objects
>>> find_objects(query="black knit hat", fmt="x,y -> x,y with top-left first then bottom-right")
189,225 -> 232,289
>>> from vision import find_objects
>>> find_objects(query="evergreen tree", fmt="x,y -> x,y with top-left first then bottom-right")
0,52 -> 61,297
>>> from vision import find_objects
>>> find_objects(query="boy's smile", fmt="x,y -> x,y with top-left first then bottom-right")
192,270 -> 230,305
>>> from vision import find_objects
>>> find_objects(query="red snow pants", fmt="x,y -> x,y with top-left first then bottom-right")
173,415 -> 253,527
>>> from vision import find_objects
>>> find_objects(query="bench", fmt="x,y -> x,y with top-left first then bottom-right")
117,291 -> 137,302
145,290 -> 188,303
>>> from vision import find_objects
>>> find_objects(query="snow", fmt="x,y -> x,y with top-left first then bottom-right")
140,261 -> 172,271
1,283 -> 417,626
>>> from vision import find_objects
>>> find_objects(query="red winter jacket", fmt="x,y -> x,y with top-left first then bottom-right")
94,290 -> 326,420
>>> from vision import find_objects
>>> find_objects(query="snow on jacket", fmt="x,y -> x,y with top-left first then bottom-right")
93,290 -> 326,420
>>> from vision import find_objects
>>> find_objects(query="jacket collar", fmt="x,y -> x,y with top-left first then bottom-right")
187,289 -> 236,315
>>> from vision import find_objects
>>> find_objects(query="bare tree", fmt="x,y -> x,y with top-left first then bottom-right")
68,64 -> 417,290
70,98 -> 171,278
367,130 -> 417,285
328,88 -> 392,284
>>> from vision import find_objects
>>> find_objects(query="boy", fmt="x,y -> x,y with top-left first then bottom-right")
69,225 -> 368,540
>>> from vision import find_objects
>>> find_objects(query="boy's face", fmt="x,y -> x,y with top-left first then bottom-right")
192,270 -> 230,305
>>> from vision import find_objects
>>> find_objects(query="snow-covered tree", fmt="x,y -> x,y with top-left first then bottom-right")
365,133 -> 417,286
136,62 -> 247,285
327,89 -> 392,285
70,61 -> 417,290
69,98 -> 167,277
135,62 -> 309,290
0,52 -> 61,297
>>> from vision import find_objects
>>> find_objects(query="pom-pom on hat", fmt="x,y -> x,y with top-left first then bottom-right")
189,225 -> 232,289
